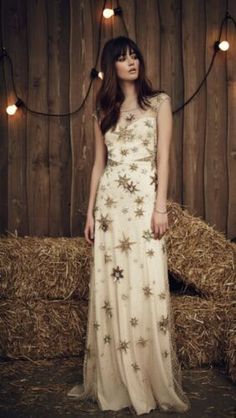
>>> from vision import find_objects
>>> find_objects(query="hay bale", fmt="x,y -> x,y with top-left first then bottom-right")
171,295 -> 231,369
0,236 -> 91,300
0,299 -> 88,359
223,310 -> 236,383
0,295 -> 231,372
166,201 -> 236,301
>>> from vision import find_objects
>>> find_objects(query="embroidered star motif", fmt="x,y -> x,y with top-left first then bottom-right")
143,286 -> 153,297
116,174 -> 131,188
146,249 -> 155,257
135,196 -> 144,205
142,138 -> 150,146
97,214 -> 112,232
162,350 -> 169,358
130,317 -> 139,327
162,243 -> 167,253
126,181 -> 139,194
137,337 -> 148,347
130,163 -> 138,171
118,340 -> 130,352
120,148 -> 129,156
104,252 -> 112,263
93,321 -> 100,330
158,315 -> 169,334
150,172 -> 158,191
131,362 -> 140,372
104,334 -> 112,344
111,266 -> 124,282
142,229 -> 154,241
158,292 -> 166,299
115,233 -> 136,254
104,196 -> 117,208
102,300 -> 113,317
135,208 -> 144,217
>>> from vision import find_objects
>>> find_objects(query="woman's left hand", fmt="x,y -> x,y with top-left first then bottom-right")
151,210 -> 169,240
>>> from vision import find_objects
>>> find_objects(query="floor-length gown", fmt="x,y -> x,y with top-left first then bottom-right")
67,93 -> 191,415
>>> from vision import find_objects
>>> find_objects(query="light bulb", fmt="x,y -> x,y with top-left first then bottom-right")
98,72 -> 103,80
6,104 -> 17,115
219,40 -> 229,51
103,8 -> 114,19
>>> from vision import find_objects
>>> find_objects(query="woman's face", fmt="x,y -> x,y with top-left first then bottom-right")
114,48 -> 140,81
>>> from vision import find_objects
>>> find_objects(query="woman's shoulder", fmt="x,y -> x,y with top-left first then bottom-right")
147,92 -> 171,112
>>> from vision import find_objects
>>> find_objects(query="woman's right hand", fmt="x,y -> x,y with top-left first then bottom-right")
84,214 -> 95,244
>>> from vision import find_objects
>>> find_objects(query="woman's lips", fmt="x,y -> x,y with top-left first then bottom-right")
129,69 -> 136,73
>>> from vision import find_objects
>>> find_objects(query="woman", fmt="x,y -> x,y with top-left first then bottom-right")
68,36 -> 191,415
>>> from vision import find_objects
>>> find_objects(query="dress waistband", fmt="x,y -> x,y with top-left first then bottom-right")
107,157 -> 155,166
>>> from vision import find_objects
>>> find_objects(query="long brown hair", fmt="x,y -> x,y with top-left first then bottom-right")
95,36 -> 163,135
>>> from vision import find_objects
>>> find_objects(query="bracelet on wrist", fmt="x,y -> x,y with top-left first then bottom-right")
154,208 -> 167,214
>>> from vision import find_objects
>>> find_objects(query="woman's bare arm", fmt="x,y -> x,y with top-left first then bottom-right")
86,116 -> 107,217
155,97 -> 173,210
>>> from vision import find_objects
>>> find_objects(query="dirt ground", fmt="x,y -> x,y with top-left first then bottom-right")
0,357 -> 235,418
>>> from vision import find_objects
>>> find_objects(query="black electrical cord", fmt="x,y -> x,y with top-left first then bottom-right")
0,0 -> 107,117
0,8 -> 235,117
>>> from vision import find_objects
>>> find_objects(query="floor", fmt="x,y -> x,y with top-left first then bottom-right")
0,357 -> 235,418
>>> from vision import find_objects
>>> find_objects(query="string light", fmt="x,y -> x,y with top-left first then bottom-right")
6,98 -> 23,115
0,5 -> 235,117
103,7 -> 122,19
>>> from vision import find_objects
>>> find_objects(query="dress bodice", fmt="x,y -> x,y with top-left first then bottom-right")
92,93 -> 170,167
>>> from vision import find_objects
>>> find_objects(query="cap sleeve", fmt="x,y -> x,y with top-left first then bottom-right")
150,93 -> 171,114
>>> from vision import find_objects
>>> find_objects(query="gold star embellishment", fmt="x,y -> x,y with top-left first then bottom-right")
162,243 -> 167,253
135,196 -> 144,205
111,266 -> 124,282
143,286 -> 153,297
116,174 -> 131,188
104,252 -> 112,264
120,148 -> 129,156
118,340 -> 130,353
137,337 -> 148,347
130,163 -> 138,171
104,196 -> 117,208
102,300 -> 113,317
97,214 -> 112,232
126,181 -> 139,194
162,350 -> 169,358
131,362 -> 140,372
142,229 -> 154,241
115,233 -> 136,254
158,315 -> 169,334
150,172 -> 158,191
130,317 -> 139,327
158,292 -> 166,300
146,249 -> 155,257
104,334 -> 112,344
93,321 -> 100,330
135,208 -> 144,218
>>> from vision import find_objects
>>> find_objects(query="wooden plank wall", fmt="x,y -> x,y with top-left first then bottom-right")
0,0 -> 235,239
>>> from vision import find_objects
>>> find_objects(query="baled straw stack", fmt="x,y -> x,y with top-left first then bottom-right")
0,298 -> 88,359
0,236 -> 91,300
223,306 -> 236,383
171,295 -> 231,368
166,201 -> 236,301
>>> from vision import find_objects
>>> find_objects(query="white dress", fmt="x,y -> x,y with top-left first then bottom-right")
68,93 -> 191,415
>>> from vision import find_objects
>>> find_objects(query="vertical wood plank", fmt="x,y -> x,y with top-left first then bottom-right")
227,0 -> 236,239
70,0 -> 94,235
47,0 -> 71,236
2,0 -> 28,235
182,0 -> 206,216
27,0 -> 49,236
159,0 -> 183,204
205,0 -> 228,234
0,0 -> 8,233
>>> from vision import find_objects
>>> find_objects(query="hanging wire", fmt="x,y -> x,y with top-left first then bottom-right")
173,10 -> 233,114
0,0 -> 107,117
0,7 -> 235,117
